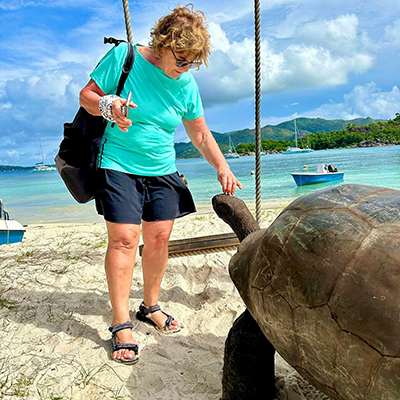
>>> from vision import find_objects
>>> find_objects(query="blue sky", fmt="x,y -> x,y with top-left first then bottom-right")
0,0 -> 399,166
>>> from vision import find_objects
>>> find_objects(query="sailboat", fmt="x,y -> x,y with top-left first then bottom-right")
224,134 -> 240,159
283,119 -> 313,154
33,138 -> 56,171
302,134 -> 314,153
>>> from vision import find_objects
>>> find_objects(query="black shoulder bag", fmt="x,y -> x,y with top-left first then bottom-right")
55,38 -> 135,204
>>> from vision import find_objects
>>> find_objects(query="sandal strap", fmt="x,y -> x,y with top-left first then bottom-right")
113,342 -> 139,353
108,321 -> 134,334
139,301 -> 161,316
137,301 -> 178,332
163,314 -> 174,330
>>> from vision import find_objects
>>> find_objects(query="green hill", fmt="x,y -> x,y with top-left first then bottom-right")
175,117 -> 383,158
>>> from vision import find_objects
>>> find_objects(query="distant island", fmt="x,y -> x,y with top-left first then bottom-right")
0,164 -> 57,172
175,115 -> 400,158
2,115 -> 399,169
0,165 -> 34,172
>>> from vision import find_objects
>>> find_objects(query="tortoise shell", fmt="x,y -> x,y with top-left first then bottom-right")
230,184 -> 400,400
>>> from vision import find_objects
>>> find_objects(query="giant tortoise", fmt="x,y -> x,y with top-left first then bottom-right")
213,184 -> 400,400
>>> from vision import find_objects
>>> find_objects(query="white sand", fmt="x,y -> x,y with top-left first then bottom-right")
0,208 -> 329,399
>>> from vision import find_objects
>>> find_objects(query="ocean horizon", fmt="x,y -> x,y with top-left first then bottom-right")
1,145 -> 399,225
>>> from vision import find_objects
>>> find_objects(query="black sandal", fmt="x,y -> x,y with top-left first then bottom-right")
108,321 -> 139,364
136,302 -> 181,334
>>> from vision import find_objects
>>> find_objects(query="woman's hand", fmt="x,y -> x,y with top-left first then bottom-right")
183,116 -> 243,196
111,98 -> 138,132
79,80 -> 137,133
217,166 -> 243,195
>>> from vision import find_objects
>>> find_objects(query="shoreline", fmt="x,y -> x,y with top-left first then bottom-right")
176,142 -> 400,159
21,200 -> 291,227
2,142 -> 398,171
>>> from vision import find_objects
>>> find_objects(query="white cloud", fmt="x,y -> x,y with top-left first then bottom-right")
0,63 -> 87,163
0,1 -> 34,10
306,83 -> 400,120
281,44 -> 372,85
0,0 -> 113,11
197,22 -> 374,107
205,3 -> 253,24
208,22 -> 230,52
297,14 -> 360,53
384,19 -> 400,47
261,83 -> 400,126
196,37 -> 283,106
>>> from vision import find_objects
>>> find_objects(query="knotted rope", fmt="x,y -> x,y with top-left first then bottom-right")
254,0 -> 262,224
120,0 -> 263,254
168,245 -> 239,259
122,0 -> 133,44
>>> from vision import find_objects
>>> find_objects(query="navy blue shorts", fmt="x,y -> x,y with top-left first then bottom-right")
95,169 -> 196,224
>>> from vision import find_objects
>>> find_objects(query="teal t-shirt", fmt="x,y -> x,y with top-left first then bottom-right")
90,43 -> 204,176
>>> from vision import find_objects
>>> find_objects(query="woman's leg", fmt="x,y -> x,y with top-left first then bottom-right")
141,219 -> 179,330
105,221 -> 141,360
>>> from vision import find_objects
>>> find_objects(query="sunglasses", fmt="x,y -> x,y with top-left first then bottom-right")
170,48 -> 201,69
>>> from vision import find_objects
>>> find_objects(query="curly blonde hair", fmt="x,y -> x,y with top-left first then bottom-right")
149,4 -> 211,67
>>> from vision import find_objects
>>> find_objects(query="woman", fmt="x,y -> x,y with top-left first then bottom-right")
180,174 -> 189,188
80,5 -> 242,364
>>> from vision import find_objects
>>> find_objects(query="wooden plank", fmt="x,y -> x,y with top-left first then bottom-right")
138,232 -> 239,257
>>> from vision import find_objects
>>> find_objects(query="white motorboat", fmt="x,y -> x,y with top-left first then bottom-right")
291,164 -> 344,186
0,199 -> 25,245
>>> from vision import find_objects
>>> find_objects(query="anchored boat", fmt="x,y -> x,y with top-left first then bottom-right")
224,134 -> 240,159
291,163 -> 344,186
283,119 -> 314,155
33,138 -> 56,172
0,199 -> 25,245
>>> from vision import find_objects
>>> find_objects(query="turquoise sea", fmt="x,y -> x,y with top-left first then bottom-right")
1,146 -> 399,225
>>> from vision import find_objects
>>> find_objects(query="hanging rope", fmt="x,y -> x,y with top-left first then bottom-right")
118,0 -> 262,256
139,232 -> 240,259
168,245 -> 239,258
122,0 -> 133,44
254,0 -> 262,223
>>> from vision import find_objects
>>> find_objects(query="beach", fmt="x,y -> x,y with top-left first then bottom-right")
0,206 -> 331,400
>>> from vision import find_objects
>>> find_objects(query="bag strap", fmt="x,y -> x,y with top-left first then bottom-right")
104,37 -> 127,46
102,37 -> 135,96
104,38 -> 135,128
115,41 -> 135,96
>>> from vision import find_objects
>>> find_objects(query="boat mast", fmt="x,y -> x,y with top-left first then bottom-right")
229,134 -> 235,152
294,119 -> 298,147
39,137 -> 45,164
